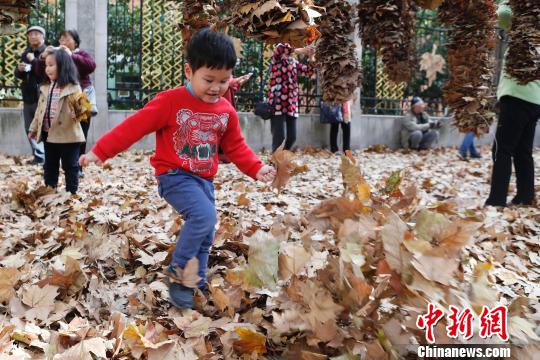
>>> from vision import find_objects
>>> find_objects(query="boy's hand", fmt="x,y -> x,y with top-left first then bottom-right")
79,150 -> 102,167
28,132 -> 37,140
256,165 -> 276,182
236,73 -> 252,86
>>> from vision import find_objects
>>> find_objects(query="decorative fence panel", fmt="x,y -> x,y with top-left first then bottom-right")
106,0 -> 320,112
0,0 -> 64,105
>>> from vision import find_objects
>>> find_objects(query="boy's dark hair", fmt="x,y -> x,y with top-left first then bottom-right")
60,29 -> 81,48
186,28 -> 237,72
47,49 -> 79,87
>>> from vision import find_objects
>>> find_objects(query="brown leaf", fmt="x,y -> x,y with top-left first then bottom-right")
21,284 -> 58,309
236,193 -> 250,207
209,286 -> 230,312
381,211 -> 408,273
170,257 -> 201,288
340,153 -> 371,201
0,268 -> 21,303
233,328 -> 267,354
37,256 -> 87,294
271,143 -> 295,192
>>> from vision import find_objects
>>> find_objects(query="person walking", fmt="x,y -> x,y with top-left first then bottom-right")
14,26 -> 47,164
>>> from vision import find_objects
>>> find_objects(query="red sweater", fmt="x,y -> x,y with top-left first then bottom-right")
92,87 -> 263,179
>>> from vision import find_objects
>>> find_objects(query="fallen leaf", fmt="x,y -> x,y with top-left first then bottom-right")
233,328 -> 266,355
0,268 -> 21,303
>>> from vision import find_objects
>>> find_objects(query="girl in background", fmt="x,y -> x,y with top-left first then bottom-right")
29,49 -> 85,194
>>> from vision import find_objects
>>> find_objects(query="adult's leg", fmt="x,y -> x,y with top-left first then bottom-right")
79,117 -> 91,157
270,114 -> 286,152
43,141 -> 61,188
60,143 -> 80,194
23,103 -> 44,162
486,96 -> 529,206
419,130 -> 439,149
158,170 -> 217,288
459,132 -> 474,156
409,130 -> 423,149
284,115 -> 297,150
469,134 -> 481,158
342,122 -> 351,152
330,122 -> 339,153
513,102 -> 540,205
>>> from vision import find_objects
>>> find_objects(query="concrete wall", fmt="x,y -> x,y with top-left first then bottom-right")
2,107 -> 539,155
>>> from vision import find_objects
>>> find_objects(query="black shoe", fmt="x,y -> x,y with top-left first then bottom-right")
484,200 -> 506,208
27,158 -> 44,165
510,198 -> 537,207
470,154 -> 482,159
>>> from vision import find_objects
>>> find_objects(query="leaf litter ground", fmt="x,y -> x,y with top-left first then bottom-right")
0,146 -> 539,359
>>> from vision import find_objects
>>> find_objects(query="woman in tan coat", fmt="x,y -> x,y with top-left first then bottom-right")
29,49 -> 85,194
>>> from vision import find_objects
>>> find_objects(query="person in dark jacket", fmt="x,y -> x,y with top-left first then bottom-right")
14,26 -> 47,164
38,29 -> 97,176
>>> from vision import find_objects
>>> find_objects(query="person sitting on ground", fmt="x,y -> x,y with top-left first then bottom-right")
400,97 -> 441,150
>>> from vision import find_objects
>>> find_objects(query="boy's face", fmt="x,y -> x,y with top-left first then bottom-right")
185,64 -> 232,103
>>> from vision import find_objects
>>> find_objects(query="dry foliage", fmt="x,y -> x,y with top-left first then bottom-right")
0,146 -> 539,358
315,0 -> 362,103
438,0 -> 497,135
228,0 -> 322,47
175,0 -> 219,49
357,0 -> 417,83
0,0 -> 35,34
505,0 -> 540,84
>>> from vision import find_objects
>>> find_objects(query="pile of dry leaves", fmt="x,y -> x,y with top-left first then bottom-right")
315,0 -> 362,104
174,0 -> 219,49
357,0 -> 417,83
505,0 -> 540,85
228,0 -> 322,48
0,0 -> 35,35
438,0 -> 497,135
0,146 -> 539,359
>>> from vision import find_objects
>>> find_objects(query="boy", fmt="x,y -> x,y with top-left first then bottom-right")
79,29 -> 276,308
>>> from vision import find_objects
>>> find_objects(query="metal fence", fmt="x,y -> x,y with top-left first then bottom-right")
106,0 -> 320,113
360,9 -> 449,116
2,4 -> 455,116
0,0 -> 65,104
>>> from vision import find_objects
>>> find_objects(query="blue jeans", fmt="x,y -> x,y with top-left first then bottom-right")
459,132 -> 480,157
157,169 -> 216,288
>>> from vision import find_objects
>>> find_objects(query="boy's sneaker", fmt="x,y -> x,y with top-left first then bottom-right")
470,153 -> 482,159
457,153 -> 469,161
168,281 -> 194,308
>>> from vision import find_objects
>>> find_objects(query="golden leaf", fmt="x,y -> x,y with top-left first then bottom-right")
233,328 -> 266,354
